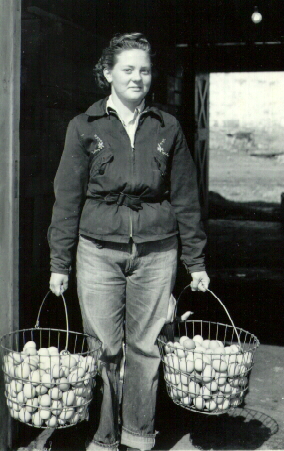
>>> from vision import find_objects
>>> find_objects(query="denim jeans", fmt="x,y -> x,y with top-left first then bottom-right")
76,235 -> 178,451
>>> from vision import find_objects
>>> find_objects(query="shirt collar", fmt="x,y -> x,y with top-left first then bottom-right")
106,95 -> 145,118
85,97 -> 164,125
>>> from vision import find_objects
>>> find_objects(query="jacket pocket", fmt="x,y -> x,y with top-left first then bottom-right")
154,151 -> 169,179
91,150 -> 114,176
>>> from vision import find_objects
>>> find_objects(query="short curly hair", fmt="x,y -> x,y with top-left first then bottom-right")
94,33 -> 152,93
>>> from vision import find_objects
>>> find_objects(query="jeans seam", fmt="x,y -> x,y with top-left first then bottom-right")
91,439 -> 120,449
122,426 -> 156,438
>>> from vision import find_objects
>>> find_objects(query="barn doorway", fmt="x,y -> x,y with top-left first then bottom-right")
209,71 -> 284,216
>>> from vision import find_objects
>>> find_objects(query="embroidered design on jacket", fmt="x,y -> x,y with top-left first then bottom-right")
157,139 -> 168,156
92,134 -> 104,154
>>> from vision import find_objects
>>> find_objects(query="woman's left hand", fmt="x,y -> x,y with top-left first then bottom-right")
190,271 -> 210,292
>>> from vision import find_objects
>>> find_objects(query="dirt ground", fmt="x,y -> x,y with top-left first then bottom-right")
209,129 -> 284,205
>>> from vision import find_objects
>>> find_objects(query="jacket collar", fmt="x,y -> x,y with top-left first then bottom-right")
85,97 -> 164,125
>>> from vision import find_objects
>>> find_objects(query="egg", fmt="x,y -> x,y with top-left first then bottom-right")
204,380 -> 218,392
49,386 -> 63,400
23,383 -> 36,399
24,356 -> 38,370
164,341 -> 174,354
164,353 -> 179,372
209,340 -> 220,350
214,392 -> 225,405
199,385 -> 212,399
205,399 -> 218,411
202,339 -> 211,349
19,408 -> 32,423
201,365 -> 216,383
193,396 -> 205,410
12,352 -> 24,364
24,341 -> 37,350
183,339 -> 196,350
24,347 -> 38,357
219,383 -> 233,395
181,373 -> 192,385
48,346 -> 59,355
229,344 -> 241,354
17,390 -> 27,405
57,377 -> 70,392
194,358 -> 206,372
75,396 -> 85,407
62,390 -> 75,406
32,411 -> 43,427
39,408 -> 51,420
215,372 -> 227,386
173,342 -> 186,359
187,381 -> 200,398
212,359 -> 228,373
180,396 -> 192,406
70,412 -> 80,424
50,364 -> 64,379
15,362 -> 31,379
41,373 -> 55,388
35,384 -> 48,396
74,386 -> 88,397
39,394 -> 51,407
59,407 -> 75,421
179,335 -> 189,345
61,355 -> 77,369
227,363 -> 241,378
10,379 -> 23,393
51,399 -> 63,415
25,397 -> 39,413
220,399 -> 231,410
46,415 -> 58,427
167,372 -> 181,385
193,335 -> 204,345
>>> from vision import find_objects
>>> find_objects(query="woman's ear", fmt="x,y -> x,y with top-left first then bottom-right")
103,68 -> 112,84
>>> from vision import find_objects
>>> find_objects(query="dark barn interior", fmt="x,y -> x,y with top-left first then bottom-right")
3,0 -> 284,449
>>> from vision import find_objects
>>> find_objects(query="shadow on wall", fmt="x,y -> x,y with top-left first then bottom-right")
208,191 -> 283,222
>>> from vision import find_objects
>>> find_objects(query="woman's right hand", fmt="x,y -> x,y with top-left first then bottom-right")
49,272 -> 69,296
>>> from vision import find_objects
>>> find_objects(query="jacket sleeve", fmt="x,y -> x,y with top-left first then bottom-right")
48,118 -> 89,275
170,120 -> 207,273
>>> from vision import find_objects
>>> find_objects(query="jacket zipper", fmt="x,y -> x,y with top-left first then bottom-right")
129,114 -> 144,238
113,110 -> 147,239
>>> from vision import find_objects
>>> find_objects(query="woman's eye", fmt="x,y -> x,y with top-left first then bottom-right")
141,70 -> 150,75
124,69 -> 132,73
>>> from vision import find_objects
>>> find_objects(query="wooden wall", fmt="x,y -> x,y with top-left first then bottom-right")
20,10 -> 106,332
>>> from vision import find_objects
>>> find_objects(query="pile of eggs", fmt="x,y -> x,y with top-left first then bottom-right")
3,340 -> 97,427
163,334 -> 254,413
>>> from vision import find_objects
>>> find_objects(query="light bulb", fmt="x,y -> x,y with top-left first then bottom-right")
251,7 -> 262,24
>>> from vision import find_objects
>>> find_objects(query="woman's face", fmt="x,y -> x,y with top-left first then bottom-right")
104,49 -> 152,105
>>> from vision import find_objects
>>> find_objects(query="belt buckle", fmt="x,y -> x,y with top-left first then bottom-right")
117,192 -> 126,206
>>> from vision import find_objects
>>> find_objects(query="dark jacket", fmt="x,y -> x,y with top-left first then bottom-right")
48,98 -> 207,275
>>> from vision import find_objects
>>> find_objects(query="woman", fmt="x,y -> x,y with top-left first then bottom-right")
48,33 -> 210,451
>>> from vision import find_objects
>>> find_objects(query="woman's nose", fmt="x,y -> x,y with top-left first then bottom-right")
131,71 -> 142,81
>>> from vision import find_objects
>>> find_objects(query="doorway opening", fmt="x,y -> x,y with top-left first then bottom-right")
209,72 -> 284,217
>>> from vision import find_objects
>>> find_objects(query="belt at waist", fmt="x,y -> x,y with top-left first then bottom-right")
91,192 -> 168,212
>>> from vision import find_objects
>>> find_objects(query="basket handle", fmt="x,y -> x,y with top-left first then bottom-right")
35,291 -> 69,351
175,284 -> 242,350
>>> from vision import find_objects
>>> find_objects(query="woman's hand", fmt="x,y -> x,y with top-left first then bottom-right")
190,271 -> 210,292
49,272 -> 69,296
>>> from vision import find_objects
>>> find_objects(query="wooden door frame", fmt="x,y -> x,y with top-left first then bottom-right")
0,1 -> 21,449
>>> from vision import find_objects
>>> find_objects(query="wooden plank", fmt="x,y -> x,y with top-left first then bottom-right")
0,1 -> 21,449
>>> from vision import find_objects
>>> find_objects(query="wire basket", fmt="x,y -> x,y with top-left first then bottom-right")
158,286 -> 260,415
0,292 -> 102,429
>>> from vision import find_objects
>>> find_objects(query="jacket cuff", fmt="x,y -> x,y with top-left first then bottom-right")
182,261 -> 206,274
50,267 -> 71,276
